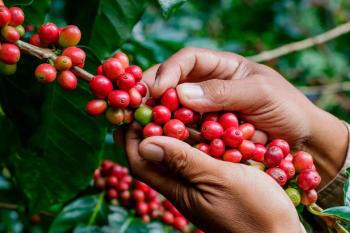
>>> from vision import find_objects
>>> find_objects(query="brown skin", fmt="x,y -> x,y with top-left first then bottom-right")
125,48 -> 348,233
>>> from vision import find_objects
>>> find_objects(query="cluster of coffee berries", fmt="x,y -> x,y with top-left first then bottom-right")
131,88 -> 321,207
86,51 -> 146,123
0,5 -> 25,75
93,160 -> 196,232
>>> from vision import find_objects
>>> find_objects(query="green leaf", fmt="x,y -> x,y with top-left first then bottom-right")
322,206 -> 350,224
3,0 -> 34,7
49,194 -> 108,233
157,0 -> 187,18
0,115 -> 19,164
344,168 -> 350,206
22,0 -> 52,26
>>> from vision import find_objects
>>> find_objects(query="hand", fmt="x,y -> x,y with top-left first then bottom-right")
142,47 -> 348,186
126,123 -> 304,233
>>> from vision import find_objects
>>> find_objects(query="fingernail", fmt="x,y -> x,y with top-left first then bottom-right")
178,84 -> 204,100
140,143 -> 164,162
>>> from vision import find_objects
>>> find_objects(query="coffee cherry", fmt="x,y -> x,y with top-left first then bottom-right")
266,167 -> 287,186
132,190 -> 145,202
164,119 -> 188,140
209,138 -> 225,157
293,151 -> 313,172
152,105 -> 171,125
9,7 -> 24,26
89,75 -> 113,99
106,108 -> 124,125
16,25 -> 25,37
180,128 -> 189,141
239,140 -> 256,160
202,112 -> 219,123
94,177 -> 106,190
136,202 -> 149,216
129,88 -> 142,108
0,61 -> 16,75
39,23 -> 59,44
219,113 -> 239,129
25,24 -> 34,33
108,90 -> 130,109
113,51 -> 129,68
269,139 -> 290,157
96,65 -> 103,75
161,88 -> 179,112
223,149 -> 242,163
117,73 -> 136,91
301,189 -> 318,205
29,34 -> 43,47
297,169 -> 321,191
0,44 -> 20,64
1,26 -> 20,43
279,159 -> 296,180
109,164 -> 124,178
143,123 -> 163,137
195,143 -> 210,154
102,58 -> 124,80
252,144 -> 266,162
222,127 -> 243,148
285,187 -> 301,207
101,160 -> 114,175
58,25 -> 81,47
145,97 -> 157,107
123,109 -> 134,124
107,176 -> 119,187
0,6 -> 11,27
58,70 -> 78,91
135,106 -> 153,126
86,99 -> 107,117
35,64 -> 57,84
284,154 -> 294,162
54,56 -> 72,71
239,123 -> 255,140
107,188 -> 118,200
125,65 -> 142,82
162,211 -> 174,225
173,216 -> 188,231
135,180 -> 151,194
120,190 -> 131,201
62,47 -> 86,68
135,82 -> 147,97
174,108 -> 194,124
264,146 -> 284,168
201,121 -> 224,140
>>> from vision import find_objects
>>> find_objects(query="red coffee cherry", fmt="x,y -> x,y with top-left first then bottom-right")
58,70 -> 78,91
252,144 -> 266,162
35,64 -> 57,84
163,119 -> 188,140
279,159 -> 296,180
266,167 -> 288,186
161,88 -> 179,112
102,58 -> 124,81
29,34 -> 43,47
0,43 -> 20,64
173,216 -> 188,231
129,88 -> 142,108
100,160 -> 114,176
219,113 -> 239,129
239,123 -> 255,140
201,121 -> 224,140
62,47 -> 86,68
108,90 -> 130,109
96,65 -> 103,75
174,108 -> 194,124
132,190 -> 146,202
284,154 -> 294,162
113,51 -> 129,68
1,26 -> 20,43
195,143 -> 210,154
105,108 -> 124,125
135,82 -> 147,97
0,6 -> 11,27
58,25 -> 81,47
9,7 -> 24,26
143,123 -> 163,138
135,180 -> 151,194
162,211 -> 175,225
89,75 -> 113,99
54,56 -> 72,71
125,65 -> 142,82
222,127 -> 243,148
152,105 -> 171,125
269,139 -> 290,157
264,146 -> 284,168
94,177 -> 106,190
123,109 -> 134,124
107,176 -> 119,187
117,73 -> 136,91
202,112 -> 219,123
301,189 -> 318,206
136,202 -> 149,216
39,23 -> 59,44
209,138 -> 225,157
223,149 -> 242,163
239,140 -> 256,160
293,151 -> 313,172
297,169 -> 321,191
25,24 -> 34,33
86,99 -> 107,117
107,188 -> 118,200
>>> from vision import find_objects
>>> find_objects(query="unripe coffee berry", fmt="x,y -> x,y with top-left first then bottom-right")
293,151 -> 313,172
266,167 -> 287,186
219,113 -> 239,129
264,146 -> 284,168
89,75 -> 113,99
252,144 -> 266,162
16,25 -> 25,37
62,47 -> 86,68
113,51 -> 129,68
35,64 -> 57,84
239,140 -> 256,160
86,99 -> 107,117
1,26 -> 20,43
223,149 -> 242,163
161,88 -> 179,112
128,88 -> 142,108
0,44 -> 20,64
117,73 -> 136,91
285,187 -> 301,207
195,143 -> 210,154
239,123 -> 255,140
0,6 -> 11,27
54,56 -> 72,71
106,108 -> 124,125
174,108 -> 194,124
123,109 -> 134,124
39,23 -> 59,44
58,25 -> 81,47
102,58 -> 124,80
164,119 -> 188,140
269,139 -> 290,157
301,189 -> 318,205
9,7 -> 24,26
58,70 -> 78,91
201,121 -> 224,140
279,159 -> 296,180
143,123 -> 163,138
108,90 -> 130,109
135,106 -> 153,126
222,127 -> 243,148
125,65 -> 142,82
0,62 -> 16,75
297,169 -> 321,191
152,105 -> 171,125
209,138 -> 225,157
135,82 -> 147,97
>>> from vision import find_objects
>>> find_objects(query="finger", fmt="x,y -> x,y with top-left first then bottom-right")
152,47 -> 249,98
142,64 -> 160,98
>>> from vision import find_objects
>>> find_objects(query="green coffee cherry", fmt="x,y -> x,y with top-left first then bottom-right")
135,105 -> 152,126
0,61 -> 17,75
285,187 -> 301,207
16,25 -> 25,37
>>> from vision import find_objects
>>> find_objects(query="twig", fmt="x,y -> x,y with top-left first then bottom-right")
298,82 -> 350,96
249,21 -> 350,62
